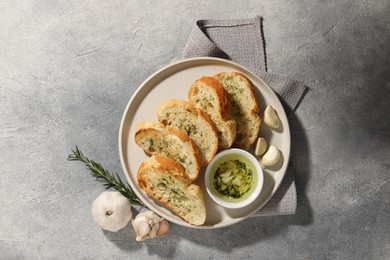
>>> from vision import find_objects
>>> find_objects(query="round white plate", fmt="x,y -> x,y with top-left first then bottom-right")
119,57 -> 290,229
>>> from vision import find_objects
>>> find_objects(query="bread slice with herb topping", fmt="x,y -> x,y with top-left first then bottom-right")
157,99 -> 218,166
188,76 -> 236,150
137,155 -> 206,226
213,72 -> 261,149
134,121 -> 200,181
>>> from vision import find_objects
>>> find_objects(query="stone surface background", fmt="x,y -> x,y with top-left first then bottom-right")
1,0 -> 389,259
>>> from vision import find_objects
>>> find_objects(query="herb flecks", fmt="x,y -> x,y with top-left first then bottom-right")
67,146 -> 144,206
213,159 -> 253,199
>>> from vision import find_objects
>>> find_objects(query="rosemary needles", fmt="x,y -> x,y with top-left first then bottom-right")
68,146 -> 144,206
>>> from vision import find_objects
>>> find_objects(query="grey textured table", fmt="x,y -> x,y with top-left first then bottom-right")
1,1 -> 389,259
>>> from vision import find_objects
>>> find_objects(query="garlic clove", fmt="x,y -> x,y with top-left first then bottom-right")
261,145 -> 281,167
132,218 -> 151,241
263,106 -> 280,129
132,211 -> 170,241
255,137 -> 267,156
156,219 -> 169,237
150,218 -> 160,239
91,191 -> 132,232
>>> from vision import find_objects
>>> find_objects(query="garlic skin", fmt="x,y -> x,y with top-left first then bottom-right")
261,145 -> 281,167
255,137 -> 267,156
91,191 -> 132,232
263,106 -> 280,129
132,211 -> 169,241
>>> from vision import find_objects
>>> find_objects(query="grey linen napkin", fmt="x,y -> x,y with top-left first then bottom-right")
182,16 -> 306,216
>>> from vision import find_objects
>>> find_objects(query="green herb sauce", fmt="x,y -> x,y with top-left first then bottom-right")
211,157 -> 255,201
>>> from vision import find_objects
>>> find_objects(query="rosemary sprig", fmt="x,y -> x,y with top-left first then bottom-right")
67,146 -> 144,207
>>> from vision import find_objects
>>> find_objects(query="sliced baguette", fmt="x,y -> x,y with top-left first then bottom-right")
137,155 -> 206,226
188,76 -> 236,150
134,121 -> 200,181
213,72 -> 261,149
157,99 -> 218,166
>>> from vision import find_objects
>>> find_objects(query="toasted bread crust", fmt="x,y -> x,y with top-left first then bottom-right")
191,77 -> 231,120
188,77 -> 236,150
213,72 -> 261,149
137,156 -> 206,225
134,121 -> 200,180
158,99 -> 198,116
152,155 -> 189,180
157,99 -> 218,165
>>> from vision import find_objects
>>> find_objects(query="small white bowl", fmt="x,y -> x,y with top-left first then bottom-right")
205,148 -> 264,209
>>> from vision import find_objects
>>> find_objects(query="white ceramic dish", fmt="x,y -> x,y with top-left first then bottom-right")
205,149 -> 264,209
119,57 -> 290,229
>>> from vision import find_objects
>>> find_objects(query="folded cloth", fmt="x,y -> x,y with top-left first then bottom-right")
182,16 -> 306,216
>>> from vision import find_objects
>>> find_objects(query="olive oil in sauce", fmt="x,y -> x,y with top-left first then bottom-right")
210,154 -> 257,203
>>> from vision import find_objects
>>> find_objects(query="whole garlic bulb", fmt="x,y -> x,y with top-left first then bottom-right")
132,211 -> 169,241
91,191 -> 132,232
